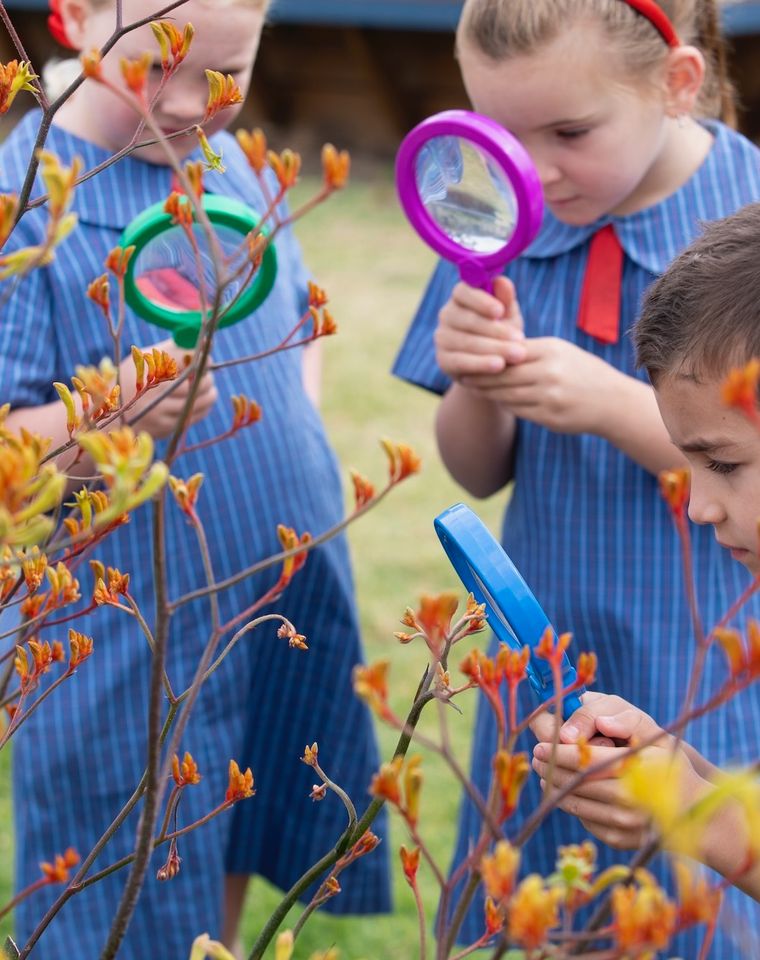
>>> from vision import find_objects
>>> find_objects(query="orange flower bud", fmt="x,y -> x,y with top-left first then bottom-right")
40,847 -> 80,884
150,20 -> 194,72
350,470 -> 375,510
172,751 -> 201,787
0,60 -> 38,115
308,281 -> 329,308
659,467 -> 690,520
493,750 -> 530,821
87,274 -> 110,318
403,755 -> 423,827
612,869 -> 677,952
81,49 -> 103,80
225,759 -> 255,803
156,840 -> 181,882
302,742 -> 319,767
484,896 -> 504,935
310,782 -> 328,802
381,438 -> 422,483
575,651 -> 598,687
722,359 -> 760,419
236,128 -> 267,174
68,628 -> 94,670
231,395 -> 262,431
535,626 -> 572,666
266,148 -> 301,191
508,875 -> 563,950
353,661 -> 392,721
414,592 -> 459,657
369,757 -> 403,807
481,840 -> 520,902
204,70 -> 244,120
120,52 -> 152,98
715,627 -> 746,678
321,143 -> 350,191
105,245 -> 135,278
0,193 -> 19,250
399,845 -> 420,886
164,191 -> 193,228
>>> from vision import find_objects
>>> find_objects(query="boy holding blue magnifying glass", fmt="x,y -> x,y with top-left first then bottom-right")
532,201 -> 760,905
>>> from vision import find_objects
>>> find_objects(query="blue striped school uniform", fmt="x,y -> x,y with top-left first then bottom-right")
393,121 -> 760,957
0,111 -> 389,959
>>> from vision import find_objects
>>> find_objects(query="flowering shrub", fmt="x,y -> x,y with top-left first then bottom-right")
2,3 -> 760,960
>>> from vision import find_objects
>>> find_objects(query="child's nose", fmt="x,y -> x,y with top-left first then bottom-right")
687,486 -> 725,526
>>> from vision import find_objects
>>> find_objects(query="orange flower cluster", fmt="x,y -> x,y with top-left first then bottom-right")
204,70 -> 244,121
493,749 -> 530,821
507,875 -> 563,950
92,564 -> 130,607
612,868 -> 677,955
106,245 -> 135,278
14,637 -> 65,693
20,545 -> 47,593
308,305 -> 337,338
63,490 -> 128,542
267,149 -> 301,191
172,751 -> 202,787
722,359 -> 760,420
151,20 -> 194,74
276,621 -> 308,650
169,474 -> 204,523
40,848 -> 80,885
236,128 -> 267,174
322,144 -> 350,191
231,394 -> 262,432
225,759 -> 255,803
481,840 -> 520,902
382,438 -> 421,484
369,755 -> 423,827
132,345 -> 179,394
20,562 -> 80,619
0,60 -> 37,115
68,628 -> 94,672
0,426 -> 64,548
353,660 -> 394,722
120,52 -> 152,99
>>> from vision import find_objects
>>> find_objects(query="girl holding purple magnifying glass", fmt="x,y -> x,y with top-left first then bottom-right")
394,1 -> 760,956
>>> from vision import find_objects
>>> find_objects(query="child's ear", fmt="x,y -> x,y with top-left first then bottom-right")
57,0 -> 92,51
664,45 -> 706,118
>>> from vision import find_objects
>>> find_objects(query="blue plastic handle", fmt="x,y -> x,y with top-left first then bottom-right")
434,503 -> 583,720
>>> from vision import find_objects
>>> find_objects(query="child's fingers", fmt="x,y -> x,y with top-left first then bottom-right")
437,349 -> 506,377
533,741 -> 626,777
450,280 -> 509,320
492,276 -> 524,330
550,792 -> 649,849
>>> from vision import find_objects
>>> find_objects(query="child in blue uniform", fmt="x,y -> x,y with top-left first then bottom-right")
533,200 -> 760,907
393,0 -> 760,955
0,1 -> 389,956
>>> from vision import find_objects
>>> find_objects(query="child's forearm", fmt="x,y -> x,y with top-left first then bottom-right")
436,383 -> 517,497
595,373 -> 686,476
700,796 -> 760,902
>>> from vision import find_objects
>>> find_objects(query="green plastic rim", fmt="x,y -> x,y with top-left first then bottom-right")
120,193 -> 278,347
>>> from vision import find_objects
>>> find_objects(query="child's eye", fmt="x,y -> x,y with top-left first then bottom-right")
556,128 -> 590,140
707,459 -> 738,475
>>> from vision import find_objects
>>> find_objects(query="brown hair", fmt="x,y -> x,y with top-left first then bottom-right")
634,202 -> 760,382
458,0 -> 736,124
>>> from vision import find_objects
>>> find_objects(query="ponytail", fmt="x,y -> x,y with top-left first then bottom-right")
694,0 -> 737,126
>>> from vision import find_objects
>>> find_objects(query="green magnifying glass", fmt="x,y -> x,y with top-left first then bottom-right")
120,194 -> 278,348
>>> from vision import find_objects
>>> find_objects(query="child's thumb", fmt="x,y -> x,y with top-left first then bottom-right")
492,276 -> 524,332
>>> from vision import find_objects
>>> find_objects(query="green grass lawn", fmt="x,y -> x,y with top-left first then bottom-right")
0,170 -> 506,958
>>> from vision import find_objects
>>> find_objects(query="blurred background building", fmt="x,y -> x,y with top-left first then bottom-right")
3,1 -> 760,157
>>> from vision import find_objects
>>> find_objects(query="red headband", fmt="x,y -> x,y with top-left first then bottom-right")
623,0 -> 681,47
48,0 -> 76,49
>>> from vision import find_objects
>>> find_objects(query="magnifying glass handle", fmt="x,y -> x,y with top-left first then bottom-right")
458,256 -> 495,294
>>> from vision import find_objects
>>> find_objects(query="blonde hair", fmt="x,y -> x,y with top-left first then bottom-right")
43,0 -> 270,98
458,0 -> 735,124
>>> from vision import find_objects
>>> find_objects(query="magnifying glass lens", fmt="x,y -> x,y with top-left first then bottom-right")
414,136 -> 518,254
133,223 -> 249,314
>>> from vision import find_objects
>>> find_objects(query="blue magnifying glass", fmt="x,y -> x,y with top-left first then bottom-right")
435,503 -> 584,719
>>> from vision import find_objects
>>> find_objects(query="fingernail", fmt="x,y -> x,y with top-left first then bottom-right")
533,744 -> 548,760
562,724 -> 580,741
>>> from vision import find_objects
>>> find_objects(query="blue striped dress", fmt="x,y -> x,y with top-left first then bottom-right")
393,120 -> 760,957
0,111 -> 390,959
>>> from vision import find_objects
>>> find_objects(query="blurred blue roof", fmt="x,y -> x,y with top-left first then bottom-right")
5,0 -> 760,35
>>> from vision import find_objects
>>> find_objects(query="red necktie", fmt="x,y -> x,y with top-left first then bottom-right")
577,224 -> 623,345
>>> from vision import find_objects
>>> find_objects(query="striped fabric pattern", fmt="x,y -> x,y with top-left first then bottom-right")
393,121 -> 760,956
0,111 -> 389,958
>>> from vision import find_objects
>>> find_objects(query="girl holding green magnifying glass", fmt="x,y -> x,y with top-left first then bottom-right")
0,1 -> 390,956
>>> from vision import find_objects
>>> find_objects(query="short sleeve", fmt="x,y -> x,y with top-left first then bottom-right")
391,258 -> 458,395
0,214 -> 58,408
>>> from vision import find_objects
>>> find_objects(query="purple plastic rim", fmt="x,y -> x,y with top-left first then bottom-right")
395,109 -> 544,281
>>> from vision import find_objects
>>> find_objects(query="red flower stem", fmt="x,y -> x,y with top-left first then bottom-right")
410,876 -> 428,960
0,877 -> 48,923
449,932 -> 492,960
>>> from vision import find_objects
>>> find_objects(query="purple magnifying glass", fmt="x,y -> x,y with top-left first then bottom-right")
395,110 -> 544,291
